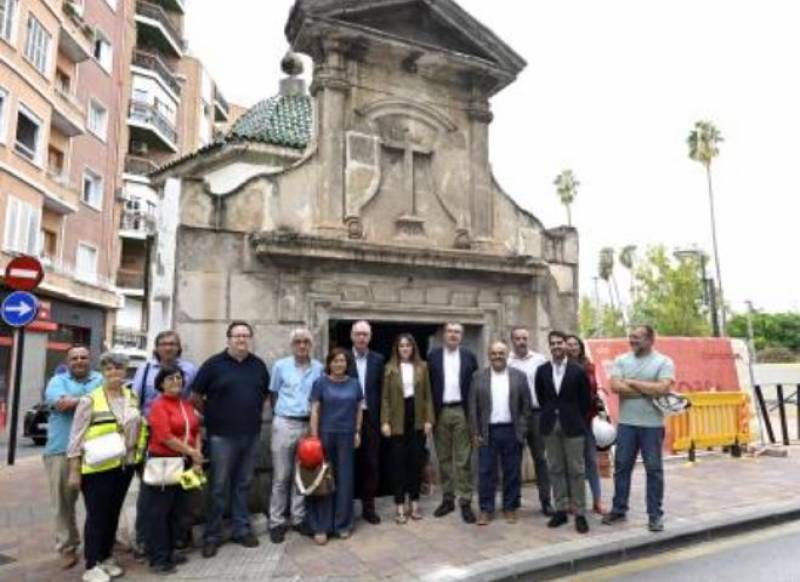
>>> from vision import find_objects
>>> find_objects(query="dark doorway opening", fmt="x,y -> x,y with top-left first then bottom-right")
329,320 -> 441,361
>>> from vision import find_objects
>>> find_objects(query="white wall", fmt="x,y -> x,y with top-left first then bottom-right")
147,177 -> 181,344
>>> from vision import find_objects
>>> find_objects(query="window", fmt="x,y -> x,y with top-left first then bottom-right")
87,99 -> 108,140
40,228 -> 56,261
75,243 -> 97,283
93,35 -> 113,73
104,0 -> 117,11
0,0 -> 17,42
3,196 -> 40,255
0,87 -> 7,144
82,169 -> 103,209
55,69 -> 71,95
132,88 -> 147,103
24,15 -> 50,75
14,106 -> 42,163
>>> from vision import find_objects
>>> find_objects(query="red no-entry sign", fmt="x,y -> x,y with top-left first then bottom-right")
4,255 -> 44,291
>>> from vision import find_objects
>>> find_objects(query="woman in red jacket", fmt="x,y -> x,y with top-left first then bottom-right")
145,365 -> 202,574
566,335 -> 604,514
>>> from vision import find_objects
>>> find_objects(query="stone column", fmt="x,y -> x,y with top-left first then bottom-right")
311,40 -> 350,236
467,96 -> 494,245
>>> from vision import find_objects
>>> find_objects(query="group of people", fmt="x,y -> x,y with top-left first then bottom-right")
42,318 -> 674,582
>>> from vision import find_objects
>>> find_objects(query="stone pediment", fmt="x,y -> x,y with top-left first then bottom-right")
286,0 -> 526,77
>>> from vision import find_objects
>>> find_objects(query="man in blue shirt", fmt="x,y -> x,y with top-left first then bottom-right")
130,330 -> 198,558
268,328 -> 323,543
43,345 -> 103,569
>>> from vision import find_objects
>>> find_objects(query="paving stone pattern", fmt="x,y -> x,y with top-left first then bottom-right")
2,449 -> 800,581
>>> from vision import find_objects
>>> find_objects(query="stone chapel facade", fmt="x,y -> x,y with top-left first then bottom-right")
151,0 -> 579,364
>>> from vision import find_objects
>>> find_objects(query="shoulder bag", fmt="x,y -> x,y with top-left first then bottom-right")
143,400 -> 190,486
83,389 -> 127,467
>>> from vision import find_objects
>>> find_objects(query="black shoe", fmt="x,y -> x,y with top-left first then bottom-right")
434,499 -> 455,518
547,512 -> 568,528
293,522 -> 314,537
233,532 -> 260,548
648,515 -> 664,532
201,543 -> 218,559
460,503 -> 476,524
269,526 -> 287,544
575,515 -> 589,534
150,563 -> 177,574
169,554 -> 188,566
541,500 -> 555,517
602,512 -> 627,526
363,512 -> 381,525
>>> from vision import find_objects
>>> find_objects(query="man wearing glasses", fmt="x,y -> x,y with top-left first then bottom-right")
192,321 -> 270,557
268,328 -> 323,544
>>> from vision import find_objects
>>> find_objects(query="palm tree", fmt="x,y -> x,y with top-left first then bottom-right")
554,169 -> 580,226
600,247 -> 627,327
619,244 -> 637,302
687,121 -> 726,335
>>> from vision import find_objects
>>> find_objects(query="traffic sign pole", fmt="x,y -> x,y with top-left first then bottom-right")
6,328 -> 24,466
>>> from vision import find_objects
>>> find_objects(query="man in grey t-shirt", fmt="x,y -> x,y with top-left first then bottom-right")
602,325 -> 675,532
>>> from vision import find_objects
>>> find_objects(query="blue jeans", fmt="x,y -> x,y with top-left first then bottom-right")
204,434 -> 260,544
478,425 -> 522,513
584,430 -> 601,503
307,432 -> 355,535
611,424 -> 664,518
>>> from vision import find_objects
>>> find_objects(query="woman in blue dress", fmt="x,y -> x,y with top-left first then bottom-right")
307,348 -> 363,545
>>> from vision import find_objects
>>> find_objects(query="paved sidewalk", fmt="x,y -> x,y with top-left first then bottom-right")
1,448 -> 799,581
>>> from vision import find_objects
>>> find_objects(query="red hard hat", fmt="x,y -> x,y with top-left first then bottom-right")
297,436 -> 324,469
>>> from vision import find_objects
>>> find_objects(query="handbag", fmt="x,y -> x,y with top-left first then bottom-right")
143,400 -> 191,486
295,460 -> 335,497
83,431 -> 126,467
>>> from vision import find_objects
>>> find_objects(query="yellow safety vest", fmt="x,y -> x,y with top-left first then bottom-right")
81,387 -> 146,474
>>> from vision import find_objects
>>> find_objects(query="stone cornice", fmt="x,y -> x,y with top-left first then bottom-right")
251,231 -> 548,277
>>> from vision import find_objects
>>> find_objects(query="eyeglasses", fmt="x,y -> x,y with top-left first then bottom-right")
229,334 -> 252,339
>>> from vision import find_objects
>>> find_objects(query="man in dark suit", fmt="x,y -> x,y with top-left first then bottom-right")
535,330 -> 591,534
428,323 -> 479,523
468,340 -> 531,526
347,320 -> 385,524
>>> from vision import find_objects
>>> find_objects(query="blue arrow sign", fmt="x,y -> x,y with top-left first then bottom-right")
1,291 -> 39,327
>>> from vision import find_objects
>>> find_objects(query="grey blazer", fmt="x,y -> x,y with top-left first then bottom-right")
468,367 -> 531,446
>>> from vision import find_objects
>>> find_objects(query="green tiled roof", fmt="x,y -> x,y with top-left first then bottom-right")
227,94 -> 312,149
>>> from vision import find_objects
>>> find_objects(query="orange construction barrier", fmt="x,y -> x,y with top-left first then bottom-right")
668,392 -> 752,456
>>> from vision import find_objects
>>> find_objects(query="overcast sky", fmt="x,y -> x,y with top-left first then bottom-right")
186,1 -> 799,314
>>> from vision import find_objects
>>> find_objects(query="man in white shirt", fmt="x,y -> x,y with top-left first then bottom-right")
468,341 -> 531,526
508,327 -> 553,516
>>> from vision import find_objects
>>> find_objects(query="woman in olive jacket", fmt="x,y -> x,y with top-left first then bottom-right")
381,334 -> 435,523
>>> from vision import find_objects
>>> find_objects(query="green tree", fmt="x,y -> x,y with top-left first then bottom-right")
554,169 -> 579,226
688,120 -> 726,335
631,246 -> 710,336
728,311 -> 800,354
578,296 -> 626,338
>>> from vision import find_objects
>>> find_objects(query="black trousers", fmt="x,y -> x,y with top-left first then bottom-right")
144,483 -> 182,566
81,465 -> 134,569
357,410 -> 381,514
390,398 -> 425,504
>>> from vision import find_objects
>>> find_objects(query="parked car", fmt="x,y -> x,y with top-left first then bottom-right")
23,402 -> 49,446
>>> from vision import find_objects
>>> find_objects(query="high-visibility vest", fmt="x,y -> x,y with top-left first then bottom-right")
81,387 -> 145,475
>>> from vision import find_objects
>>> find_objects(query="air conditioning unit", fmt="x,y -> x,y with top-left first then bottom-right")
131,141 -> 149,155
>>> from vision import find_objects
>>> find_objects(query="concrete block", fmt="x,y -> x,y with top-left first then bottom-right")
230,274 -> 278,322
453,291 -> 478,307
400,288 -> 425,304
178,272 -> 228,320
342,285 -> 372,302
177,322 -> 230,364
372,284 -> 399,303
550,264 -> 575,294
426,287 -> 451,305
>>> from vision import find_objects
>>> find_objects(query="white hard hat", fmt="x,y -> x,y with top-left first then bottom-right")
592,416 -> 617,450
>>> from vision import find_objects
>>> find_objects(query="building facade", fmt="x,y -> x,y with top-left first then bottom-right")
153,0 -> 579,368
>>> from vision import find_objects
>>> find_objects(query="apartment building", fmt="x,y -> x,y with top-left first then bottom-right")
113,1 -> 238,363
0,0 -> 131,430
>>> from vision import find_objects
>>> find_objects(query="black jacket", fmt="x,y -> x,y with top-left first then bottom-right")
347,350 -> 385,423
535,360 -> 590,437
427,346 -> 479,418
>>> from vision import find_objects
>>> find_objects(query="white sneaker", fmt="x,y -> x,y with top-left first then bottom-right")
100,558 -> 124,578
82,566 -> 111,582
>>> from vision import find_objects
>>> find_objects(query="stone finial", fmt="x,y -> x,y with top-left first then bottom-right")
281,51 -> 304,77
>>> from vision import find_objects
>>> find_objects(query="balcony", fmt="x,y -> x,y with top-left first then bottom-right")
44,167 -> 80,213
116,268 -> 146,291
132,50 -> 181,96
213,87 -> 229,121
120,204 -> 157,238
52,85 -> 86,137
151,0 -> 185,14
112,326 -> 148,351
134,1 -> 184,58
128,101 -> 178,152
59,0 -> 94,62
124,155 -> 158,177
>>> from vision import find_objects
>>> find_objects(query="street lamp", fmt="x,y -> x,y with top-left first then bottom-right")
674,247 -> 720,337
